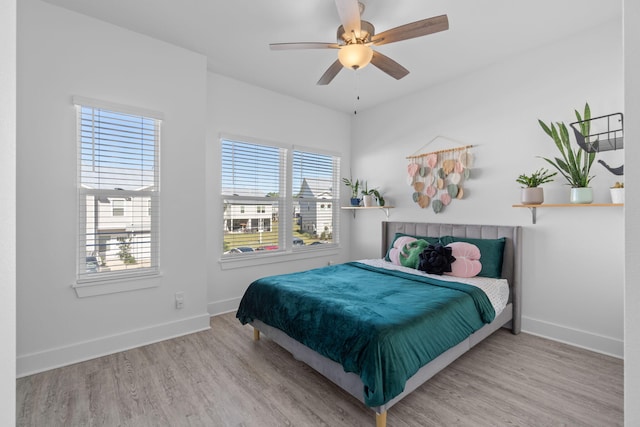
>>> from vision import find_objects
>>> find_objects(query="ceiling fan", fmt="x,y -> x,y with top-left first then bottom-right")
270,0 -> 449,85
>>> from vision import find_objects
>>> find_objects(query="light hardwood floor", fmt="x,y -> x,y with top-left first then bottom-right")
17,313 -> 623,426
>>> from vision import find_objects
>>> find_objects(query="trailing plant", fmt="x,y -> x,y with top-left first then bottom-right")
515,168 -> 557,188
538,103 -> 596,188
372,189 -> 385,206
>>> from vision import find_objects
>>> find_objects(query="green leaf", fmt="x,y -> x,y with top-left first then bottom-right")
583,102 -> 591,136
584,102 -> 591,121
550,124 -> 564,154
538,119 -> 553,138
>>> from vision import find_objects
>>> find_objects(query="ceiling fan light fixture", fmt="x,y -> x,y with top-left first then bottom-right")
338,44 -> 373,70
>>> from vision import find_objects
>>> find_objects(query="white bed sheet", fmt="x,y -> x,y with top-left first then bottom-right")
358,259 -> 510,317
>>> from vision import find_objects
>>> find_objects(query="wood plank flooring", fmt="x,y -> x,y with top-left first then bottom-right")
17,313 -> 623,426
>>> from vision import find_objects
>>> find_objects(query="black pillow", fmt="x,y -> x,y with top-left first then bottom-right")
417,244 -> 456,275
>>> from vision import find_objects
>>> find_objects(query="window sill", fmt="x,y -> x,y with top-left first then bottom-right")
219,245 -> 341,270
72,272 -> 162,297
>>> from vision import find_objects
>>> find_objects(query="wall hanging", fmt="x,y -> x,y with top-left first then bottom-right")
406,137 -> 474,214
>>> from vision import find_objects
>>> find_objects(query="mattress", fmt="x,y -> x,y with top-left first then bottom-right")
359,258 -> 510,317
236,260 -> 501,406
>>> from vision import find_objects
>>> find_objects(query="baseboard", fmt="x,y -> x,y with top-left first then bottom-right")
522,316 -> 623,359
17,313 -> 211,377
208,296 -> 241,317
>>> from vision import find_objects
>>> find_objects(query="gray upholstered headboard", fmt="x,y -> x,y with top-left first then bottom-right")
381,221 -> 522,333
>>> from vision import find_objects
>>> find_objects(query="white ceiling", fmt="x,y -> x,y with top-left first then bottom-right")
41,0 -> 621,114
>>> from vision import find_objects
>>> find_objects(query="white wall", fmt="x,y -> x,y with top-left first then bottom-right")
206,73 -> 352,315
16,0 -> 210,376
351,20 -> 624,357
0,0 -> 17,422
624,0 -> 639,424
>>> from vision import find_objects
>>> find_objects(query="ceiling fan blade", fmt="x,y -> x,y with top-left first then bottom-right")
317,60 -> 344,85
372,15 -> 449,46
334,0 -> 362,41
270,42 -> 340,50
370,51 -> 409,80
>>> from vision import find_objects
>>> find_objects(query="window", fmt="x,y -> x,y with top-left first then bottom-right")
293,150 -> 339,244
221,137 -> 339,256
75,97 -> 161,282
112,199 -> 125,216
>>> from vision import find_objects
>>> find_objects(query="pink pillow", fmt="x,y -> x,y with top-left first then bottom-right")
444,242 -> 482,278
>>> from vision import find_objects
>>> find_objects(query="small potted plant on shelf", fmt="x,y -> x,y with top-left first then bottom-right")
360,181 -> 373,207
610,181 -> 624,204
360,181 -> 386,207
342,177 -> 361,206
538,103 -> 596,204
373,189 -> 385,207
516,168 -> 556,205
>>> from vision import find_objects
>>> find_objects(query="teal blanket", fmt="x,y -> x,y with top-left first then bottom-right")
236,262 -> 495,407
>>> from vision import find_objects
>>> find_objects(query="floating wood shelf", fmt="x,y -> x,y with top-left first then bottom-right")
341,206 -> 395,219
512,203 -> 623,224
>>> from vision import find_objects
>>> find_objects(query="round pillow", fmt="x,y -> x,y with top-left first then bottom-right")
388,236 -> 417,265
444,242 -> 482,278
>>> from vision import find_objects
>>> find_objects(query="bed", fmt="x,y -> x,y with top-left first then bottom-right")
236,221 -> 521,427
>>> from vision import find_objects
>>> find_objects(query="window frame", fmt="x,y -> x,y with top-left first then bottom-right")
72,96 -> 163,296
219,134 -> 340,267
112,199 -> 125,217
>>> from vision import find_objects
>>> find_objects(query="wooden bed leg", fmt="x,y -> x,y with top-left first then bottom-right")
253,328 -> 260,341
375,411 -> 387,427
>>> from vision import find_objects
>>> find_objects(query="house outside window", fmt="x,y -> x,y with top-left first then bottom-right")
75,97 -> 161,283
221,137 -> 339,256
293,150 -> 339,243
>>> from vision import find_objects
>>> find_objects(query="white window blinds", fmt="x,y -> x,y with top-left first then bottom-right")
221,136 -> 340,256
76,100 -> 160,282
221,139 -> 284,198
221,139 -> 285,252
293,150 -> 339,244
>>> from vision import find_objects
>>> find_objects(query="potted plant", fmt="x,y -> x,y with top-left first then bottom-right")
372,189 -> 386,207
360,181 -> 386,207
360,181 -> 373,207
538,103 -> 596,204
342,177 -> 361,206
516,168 -> 557,205
610,181 -> 624,204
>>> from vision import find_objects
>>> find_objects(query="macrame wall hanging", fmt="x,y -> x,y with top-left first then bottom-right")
406,138 -> 474,214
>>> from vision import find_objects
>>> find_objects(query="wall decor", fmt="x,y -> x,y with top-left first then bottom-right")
406,139 -> 473,213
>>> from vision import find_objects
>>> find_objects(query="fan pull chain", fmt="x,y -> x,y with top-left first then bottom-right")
353,69 -> 361,115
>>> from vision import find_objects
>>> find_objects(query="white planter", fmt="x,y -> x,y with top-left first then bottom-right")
521,187 -> 544,205
362,195 -> 374,207
610,188 -> 624,204
570,187 -> 593,204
